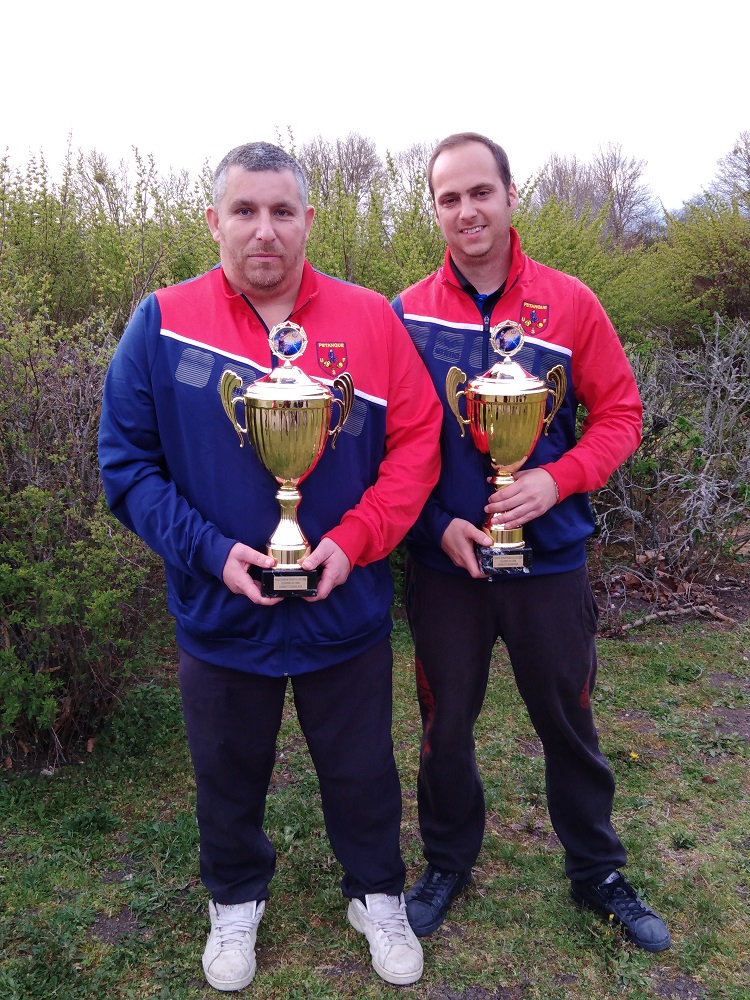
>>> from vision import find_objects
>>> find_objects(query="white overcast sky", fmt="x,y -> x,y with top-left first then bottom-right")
3,0 -> 747,212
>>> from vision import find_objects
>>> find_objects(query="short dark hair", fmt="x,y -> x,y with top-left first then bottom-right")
212,142 -> 309,208
427,132 -> 512,199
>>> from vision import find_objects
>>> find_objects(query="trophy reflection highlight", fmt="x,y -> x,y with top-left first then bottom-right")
220,322 -> 354,596
446,320 -> 566,575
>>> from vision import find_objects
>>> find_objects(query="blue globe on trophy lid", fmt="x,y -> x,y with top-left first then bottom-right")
489,320 -> 524,358
270,322 -> 307,361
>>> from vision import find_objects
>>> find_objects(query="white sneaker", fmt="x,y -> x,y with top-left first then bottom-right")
202,899 -> 265,992
347,892 -> 424,985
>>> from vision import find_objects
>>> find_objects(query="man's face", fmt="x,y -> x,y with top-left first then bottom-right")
431,141 -> 518,273
206,165 -> 314,301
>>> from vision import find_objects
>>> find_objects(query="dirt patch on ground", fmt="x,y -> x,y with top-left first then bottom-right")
100,854 -> 138,884
515,736 -> 543,758
484,814 -> 561,853
613,709 -> 660,734
650,969 -> 710,999
709,672 -> 750,743
89,906 -> 146,944
320,957 -> 370,980
712,706 -> 750,741
427,987 -> 527,1000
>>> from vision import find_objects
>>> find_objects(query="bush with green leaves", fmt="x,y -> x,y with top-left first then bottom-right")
665,194 -> 750,329
0,487 -> 160,749
0,151 -> 190,760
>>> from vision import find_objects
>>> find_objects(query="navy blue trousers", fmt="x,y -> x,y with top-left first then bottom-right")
405,558 -> 627,882
178,637 -> 405,904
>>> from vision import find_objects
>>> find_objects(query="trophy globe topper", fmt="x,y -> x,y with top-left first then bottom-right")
220,322 -> 354,597
446,319 -> 566,576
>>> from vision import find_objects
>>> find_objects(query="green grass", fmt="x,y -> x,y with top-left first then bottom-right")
2,617 -> 749,999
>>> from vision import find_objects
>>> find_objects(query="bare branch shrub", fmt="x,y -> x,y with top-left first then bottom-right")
593,317 -> 750,588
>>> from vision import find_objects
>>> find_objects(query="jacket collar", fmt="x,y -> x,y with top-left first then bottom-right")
289,260 -> 320,317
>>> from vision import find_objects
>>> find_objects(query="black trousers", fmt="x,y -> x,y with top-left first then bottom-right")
405,558 -> 627,883
178,637 -> 405,904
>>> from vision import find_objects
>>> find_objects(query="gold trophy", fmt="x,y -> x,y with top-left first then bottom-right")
446,320 -> 566,575
220,322 -> 354,597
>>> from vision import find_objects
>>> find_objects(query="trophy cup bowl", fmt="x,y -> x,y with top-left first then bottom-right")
220,322 -> 354,597
446,320 -> 566,575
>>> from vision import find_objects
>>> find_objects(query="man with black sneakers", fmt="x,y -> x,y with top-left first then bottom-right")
392,132 -> 671,953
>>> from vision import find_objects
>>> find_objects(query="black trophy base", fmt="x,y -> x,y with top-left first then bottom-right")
476,543 -> 532,577
261,566 -> 320,598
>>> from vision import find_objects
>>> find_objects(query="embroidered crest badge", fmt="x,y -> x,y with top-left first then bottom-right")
520,301 -> 549,334
317,342 -> 348,375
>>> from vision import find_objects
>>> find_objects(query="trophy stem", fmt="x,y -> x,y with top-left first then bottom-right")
484,469 -> 524,549
268,482 -> 311,565
491,470 -> 515,491
486,522 -> 525,548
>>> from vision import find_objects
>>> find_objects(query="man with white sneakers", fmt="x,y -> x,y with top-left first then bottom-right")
99,142 -> 442,989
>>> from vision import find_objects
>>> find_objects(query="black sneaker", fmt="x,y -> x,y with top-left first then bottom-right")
405,864 -> 471,936
570,871 -> 671,952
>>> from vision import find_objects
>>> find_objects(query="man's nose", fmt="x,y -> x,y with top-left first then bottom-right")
254,211 -> 276,241
458,197 -> 477,220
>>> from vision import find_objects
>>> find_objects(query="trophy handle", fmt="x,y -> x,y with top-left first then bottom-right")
543,364 -> 567,436
219,369 -> 247,446
329,372 -> 354,449
446,366 -> 470,438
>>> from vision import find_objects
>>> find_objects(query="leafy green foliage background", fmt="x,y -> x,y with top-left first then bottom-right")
1,136 -> 749,759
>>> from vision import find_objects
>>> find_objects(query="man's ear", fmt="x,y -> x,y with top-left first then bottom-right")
304,204 -> 315,238
206,206 -> 220,244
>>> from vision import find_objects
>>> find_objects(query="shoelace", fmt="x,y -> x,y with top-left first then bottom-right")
602,877 -> 651,921
214,910 -> 259,949
373,908 -> 411,944
417,867 -> 455,903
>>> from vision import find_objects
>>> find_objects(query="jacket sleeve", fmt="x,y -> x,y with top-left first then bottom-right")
390,292 -> 455,552
540,282 -> 642,501
323,300 -> 443,566
98,296 -> 235,581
